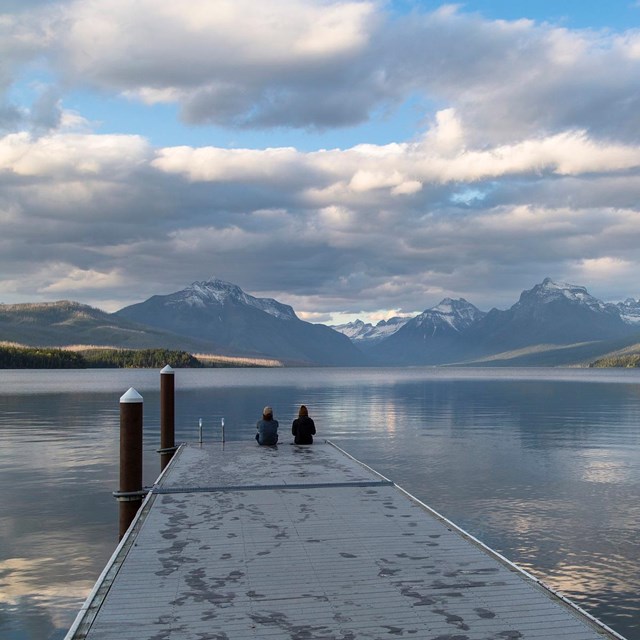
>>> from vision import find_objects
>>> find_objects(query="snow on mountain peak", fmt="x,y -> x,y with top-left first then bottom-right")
525,278 -> 606,311
415,298 -> 484,331
616,297 -> 640,325
332,316 -> 409,343
175,278 -> 297,320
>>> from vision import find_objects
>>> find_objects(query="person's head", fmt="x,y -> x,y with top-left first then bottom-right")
298,405 -> 308,417
263,406 -> 273,420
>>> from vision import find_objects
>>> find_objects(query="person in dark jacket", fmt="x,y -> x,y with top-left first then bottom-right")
256,406 -> 279,445
292,405 -> 316,445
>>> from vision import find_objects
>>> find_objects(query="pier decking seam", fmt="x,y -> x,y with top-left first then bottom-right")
152,479 -> 394,494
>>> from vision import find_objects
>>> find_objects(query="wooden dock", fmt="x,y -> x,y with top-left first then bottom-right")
66,441 -> 624,640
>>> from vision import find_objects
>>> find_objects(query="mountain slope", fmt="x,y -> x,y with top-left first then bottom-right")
115,278 -> 367,365
0,301 -> 217,352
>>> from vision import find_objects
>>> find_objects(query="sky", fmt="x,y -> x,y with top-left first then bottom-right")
2,1 -> 640,324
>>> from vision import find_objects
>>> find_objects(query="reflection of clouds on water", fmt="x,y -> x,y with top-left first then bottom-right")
0,557 -> 94,638
0,391 -> 128,639
469,484 -> 640,639
0,556 -> 93,605
577,449 -> 634,485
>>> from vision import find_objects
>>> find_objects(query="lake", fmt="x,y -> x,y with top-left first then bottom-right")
1,367 -> 639,639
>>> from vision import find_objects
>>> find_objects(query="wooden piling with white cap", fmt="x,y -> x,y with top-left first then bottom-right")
116,387 -> 144,540
159,365 -> 175,471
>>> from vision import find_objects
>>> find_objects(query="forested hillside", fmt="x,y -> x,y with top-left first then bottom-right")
0,346 -> 201,369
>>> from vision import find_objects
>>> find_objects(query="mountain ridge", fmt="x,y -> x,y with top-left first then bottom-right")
1,277 -> 639,367
115,278 -> 367,366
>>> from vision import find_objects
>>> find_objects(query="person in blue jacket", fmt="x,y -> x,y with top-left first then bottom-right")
256,406 -> 279,445
292,405 -> 316,445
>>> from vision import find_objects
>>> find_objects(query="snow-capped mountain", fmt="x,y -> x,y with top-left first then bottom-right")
412,298 -> 486,334
515,279 -> 640,326
333,316 -> 409,344
332,319 -> 372,341
170,278 -> 298,321
461,277 -> 636,357
370,298 -> 486,364
516,278 -> 610,313
367,279 -> 640,365
116,278 -> 367,365
615,298 -> 640,325
5,276 -> 640,367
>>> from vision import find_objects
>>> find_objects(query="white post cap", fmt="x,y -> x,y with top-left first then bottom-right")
120,387 -> 144,403
160,365 -> 174,374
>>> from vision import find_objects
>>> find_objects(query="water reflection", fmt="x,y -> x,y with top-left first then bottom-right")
1,368 -> 640,639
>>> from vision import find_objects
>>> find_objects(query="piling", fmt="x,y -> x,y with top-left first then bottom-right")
159,365 -> 175,470
116,387 -> 144,540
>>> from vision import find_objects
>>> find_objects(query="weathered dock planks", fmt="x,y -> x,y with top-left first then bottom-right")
66,441 -> 624,640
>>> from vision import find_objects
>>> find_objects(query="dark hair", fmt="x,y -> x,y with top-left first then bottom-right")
298,405 -> 308,417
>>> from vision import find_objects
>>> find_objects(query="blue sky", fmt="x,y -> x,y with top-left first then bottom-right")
2,1 -> 640,324
452,1 -> 639,29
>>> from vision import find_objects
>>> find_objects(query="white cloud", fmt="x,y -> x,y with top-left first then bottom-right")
1,2 -> 640,315
40,267 -> 125,293
152,145 -> 304,183
2,0 -> 640,141
50,0 -> 378,128
0,132 -> 150,177
152,125 -> 640,195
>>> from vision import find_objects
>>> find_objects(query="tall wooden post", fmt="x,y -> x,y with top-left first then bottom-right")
160,365 -> 175,471
117,387 -> 144,540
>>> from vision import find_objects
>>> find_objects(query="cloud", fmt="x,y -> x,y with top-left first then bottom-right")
0,131 -> 151,177
2,118 -> 640,314
39,267 -> 125,294
1,2 -> 640,316
29,86 -> 62,133
0,0 -> 636,141
154,119 -> 640,194
49,0 -> 381,129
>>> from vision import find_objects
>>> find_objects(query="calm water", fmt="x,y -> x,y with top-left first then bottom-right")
1,367 -> 640,639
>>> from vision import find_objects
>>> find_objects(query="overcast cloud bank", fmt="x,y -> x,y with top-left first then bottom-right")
1,1 -> 640,322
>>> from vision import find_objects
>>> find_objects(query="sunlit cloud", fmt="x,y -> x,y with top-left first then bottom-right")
0,1 -> 639,317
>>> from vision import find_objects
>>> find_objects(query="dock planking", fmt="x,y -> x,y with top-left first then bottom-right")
66,441 -> 624,640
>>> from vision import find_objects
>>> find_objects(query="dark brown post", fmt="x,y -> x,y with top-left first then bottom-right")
117,387 -> 144,540
160,365 -> 175,471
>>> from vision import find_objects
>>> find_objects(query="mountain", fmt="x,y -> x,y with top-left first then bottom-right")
365,279 -> 640,366
370,298 -> 486,364
115,278 -> 367,366
0,301 -> 217,352
332,316 -> 409,345
616,298 -> 640,325
461,278 -> 636,359
4,277 -> 639,368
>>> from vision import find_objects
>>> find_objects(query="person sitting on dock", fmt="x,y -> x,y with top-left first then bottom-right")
292,405 -> 316,445
256,406 -> 279,445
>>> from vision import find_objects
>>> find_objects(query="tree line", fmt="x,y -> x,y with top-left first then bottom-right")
0,346 -> 203,369
589,354 -> 640,368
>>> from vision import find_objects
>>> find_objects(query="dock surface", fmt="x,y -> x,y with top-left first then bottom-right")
67,441 -> 621,639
